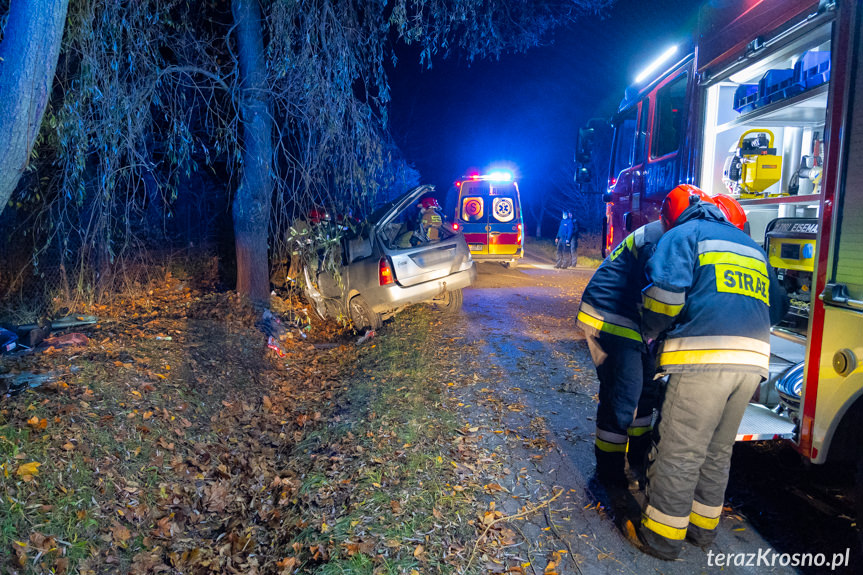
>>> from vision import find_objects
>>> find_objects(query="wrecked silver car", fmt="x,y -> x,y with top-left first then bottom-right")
302,185 -> 476,331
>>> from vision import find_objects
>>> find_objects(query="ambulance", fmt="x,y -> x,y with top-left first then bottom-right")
581,0 -> 862,519
454,172 -> 524,267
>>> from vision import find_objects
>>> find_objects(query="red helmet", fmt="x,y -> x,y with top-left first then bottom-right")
711,194 -> 747,231
309,207 -> 330,225
420,197 -> 440,210
660,184 -> 715,229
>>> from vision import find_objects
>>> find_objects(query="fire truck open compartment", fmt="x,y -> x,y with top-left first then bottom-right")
700,19 -> 832,247
699,16 -> 834,349
696,11 -> 839,441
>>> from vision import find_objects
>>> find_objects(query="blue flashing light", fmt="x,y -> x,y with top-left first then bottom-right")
486,171 -> 513,182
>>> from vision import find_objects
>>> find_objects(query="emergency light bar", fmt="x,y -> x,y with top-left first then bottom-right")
634,45 -> 678,84
466,171 -> 513,182
485,171 -> 512,182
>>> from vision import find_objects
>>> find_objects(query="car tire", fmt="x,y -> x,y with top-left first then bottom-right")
435,288 -> 463,314
348,295 -> 381,332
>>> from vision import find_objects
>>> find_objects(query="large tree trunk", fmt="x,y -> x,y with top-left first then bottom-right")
0,0 -> 70,215
232,0 -> 274,304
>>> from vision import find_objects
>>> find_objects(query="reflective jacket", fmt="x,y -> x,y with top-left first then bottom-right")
641,203 -> 784,378
577,221 -> 664,349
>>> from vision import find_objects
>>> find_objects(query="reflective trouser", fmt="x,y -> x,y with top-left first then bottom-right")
556,241 -> 569,268
586,332 -> 659,482
569,240 -> 578,267
641,370 -> 760,557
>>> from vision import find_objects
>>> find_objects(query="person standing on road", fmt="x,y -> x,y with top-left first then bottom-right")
631,185 -> 786,560
568,212 -> 580,268
576,219 -> 664,488
555,211 -> 573,269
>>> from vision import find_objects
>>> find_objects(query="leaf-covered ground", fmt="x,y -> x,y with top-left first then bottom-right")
0,275 -> 548,574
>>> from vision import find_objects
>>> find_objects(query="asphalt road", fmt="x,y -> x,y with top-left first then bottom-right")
443,250 -> 860,574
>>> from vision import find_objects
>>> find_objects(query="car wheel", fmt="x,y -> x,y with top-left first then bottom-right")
348,295 -> 381,332
435,288 -> 463,314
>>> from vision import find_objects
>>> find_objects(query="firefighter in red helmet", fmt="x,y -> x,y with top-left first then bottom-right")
625,184 -> 786,560
413,196 -> 444,245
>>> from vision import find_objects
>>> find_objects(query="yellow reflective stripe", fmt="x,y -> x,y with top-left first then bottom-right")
643,295 -> 683,317
689,511 -> 720,530
627,425 -> 652,437
698,251 -> 767,275
577,311 -> 642,343
659,349 -> 770,368
642,516 -> 687,540
595,438 -> 628,453
609,233 -> 635,262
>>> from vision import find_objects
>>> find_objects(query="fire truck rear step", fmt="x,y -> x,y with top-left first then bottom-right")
736,403 -> 796,442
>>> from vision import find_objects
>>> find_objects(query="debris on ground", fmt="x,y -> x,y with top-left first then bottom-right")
356,329 -> 376,345
38,332 -> 89,349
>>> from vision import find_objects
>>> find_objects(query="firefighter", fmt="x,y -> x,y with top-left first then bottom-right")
631,185 -> 785,560
413,197 -> 443,245
554,211 -> 573,269
576,218 -> 665,488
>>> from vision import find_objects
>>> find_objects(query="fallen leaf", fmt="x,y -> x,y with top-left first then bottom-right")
413,544 -> 424,558
16,462 -> 40,477
112,523 -> 132,544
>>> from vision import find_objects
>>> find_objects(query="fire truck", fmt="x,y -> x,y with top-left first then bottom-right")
584,0 -> 862,496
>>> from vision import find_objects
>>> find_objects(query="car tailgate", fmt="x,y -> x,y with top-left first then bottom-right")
389,239 -> 470,287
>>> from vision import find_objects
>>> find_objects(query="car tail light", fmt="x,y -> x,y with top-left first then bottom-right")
517,223 -> 523,244
379,257 -> 395,286
452,222 -> 460,231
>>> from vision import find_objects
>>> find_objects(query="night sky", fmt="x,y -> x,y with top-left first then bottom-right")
389,0 -> 703,217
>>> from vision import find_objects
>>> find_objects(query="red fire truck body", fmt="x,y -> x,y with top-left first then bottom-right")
601,0 -> 862,468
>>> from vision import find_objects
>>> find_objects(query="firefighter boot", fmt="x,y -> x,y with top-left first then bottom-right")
685,524 -> 716,549
595,446 -> 628,488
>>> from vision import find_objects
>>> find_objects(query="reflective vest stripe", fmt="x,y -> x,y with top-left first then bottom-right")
576,310 -> 642,343
698,251 -> 768,275
643,294 -> 684,317
659,349 -> 770,370
643,284 -> 685,316
661,335 -> 770,355
644,285 -> 686,305
579,303 -> 641,332
698,239 -> 765,261
627,425 -> 652,437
